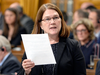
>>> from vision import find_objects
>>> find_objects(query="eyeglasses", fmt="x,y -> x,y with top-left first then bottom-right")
41,16 -> 60,23
76,29 -> 87,33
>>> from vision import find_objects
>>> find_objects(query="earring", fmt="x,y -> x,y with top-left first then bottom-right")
41,29 -> 44,34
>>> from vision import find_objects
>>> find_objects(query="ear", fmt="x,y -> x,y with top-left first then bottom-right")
2,47 -> 6,52
39,22 -> 43,30
99,19 -> 100,23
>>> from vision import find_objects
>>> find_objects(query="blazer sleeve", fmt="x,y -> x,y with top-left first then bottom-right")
4,60 -> 20,74
95,60 -> 100,75
72,41 -> 86,75
1,55 -> 21,75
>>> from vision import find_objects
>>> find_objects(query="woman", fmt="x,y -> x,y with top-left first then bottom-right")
69,9 -> 89,39
18,3 -> 86,75
73,18 -> 100,68
3,8 -> 27,47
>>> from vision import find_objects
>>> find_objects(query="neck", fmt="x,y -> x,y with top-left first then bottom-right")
8,25 -> 14,30
95,25 -> 100,33
80,38 -> 89,45
0,52 -> 9,62
5,52 -> 9,56
49,35 -> 59,44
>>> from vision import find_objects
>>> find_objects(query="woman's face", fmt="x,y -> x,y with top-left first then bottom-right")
40,9 -> 61,36
4,10 -> 16,25
76,24 -> 90,41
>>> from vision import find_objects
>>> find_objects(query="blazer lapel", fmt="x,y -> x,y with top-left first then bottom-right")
56,41 -> 66,63
54,38 -> 66,75
1,53 -> 11,68
56,37 -> 66,64
0,66 -> 2,74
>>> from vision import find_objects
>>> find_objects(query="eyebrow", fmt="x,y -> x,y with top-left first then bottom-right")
43,15 -> 59,18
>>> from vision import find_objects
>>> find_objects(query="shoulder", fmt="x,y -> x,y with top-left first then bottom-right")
66,38 -> 79,47
7,53 -> 20,64
60,37 -> 80,52
96,60 -> 100,75
3,53 -> 20,68
19,26 -> 27,34
21,14 -> 34,22
96,60 -> 100,69
19,26 -> 26,30
97,60 -> 100,64
60,37 -> 79,47
64,38 -> 82,56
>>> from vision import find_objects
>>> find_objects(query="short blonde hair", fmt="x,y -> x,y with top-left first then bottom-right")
73,18 -> 95,41
0,35 -> 11,52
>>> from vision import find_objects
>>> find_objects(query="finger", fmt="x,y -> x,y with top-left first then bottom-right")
24,67 -> 32,71
22,60 -> 34,66
15,72 -> 17,75
23,59 -> 31,63
22,62 -> 35,70
22,61 -> 35,67
24,65 -> 34,72
23,63 -> 35,69
25,62 -> 34,65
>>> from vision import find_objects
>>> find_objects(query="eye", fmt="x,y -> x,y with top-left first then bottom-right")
76,30 -> 79,32
82,29 -> 86,31
45,18 -> 51,21
53,16 -> 59,20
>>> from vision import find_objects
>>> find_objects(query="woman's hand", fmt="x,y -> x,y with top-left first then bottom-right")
22,59 -> 35,75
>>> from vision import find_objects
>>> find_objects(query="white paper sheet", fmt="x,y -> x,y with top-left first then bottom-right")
21,34 -> 56,65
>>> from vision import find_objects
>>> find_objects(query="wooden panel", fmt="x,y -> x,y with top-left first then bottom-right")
12,53 -> 23,63
94,58 -> 100,70
11,42 -> 25,63
51,0 -> 68,12
73,0 -> 100,12
64,0 -> 67,12
11,46 -> 24,63
86,69 -> 95,75
86,58 -> 100,75
39,0 -> 51,9
1,0 -> 20,14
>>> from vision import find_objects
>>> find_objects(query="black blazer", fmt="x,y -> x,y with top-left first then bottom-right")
0,53 -> 21,75
18,37 -> 86,75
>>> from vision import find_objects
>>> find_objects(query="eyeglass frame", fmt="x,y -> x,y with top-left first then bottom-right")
41,16 -> 60,23
75,29 -> 87,34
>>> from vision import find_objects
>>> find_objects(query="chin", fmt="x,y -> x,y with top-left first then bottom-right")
78,38 -> 85,41
79,39 -> 88,42
7,22 -> 13,25
48,33 -> 59,36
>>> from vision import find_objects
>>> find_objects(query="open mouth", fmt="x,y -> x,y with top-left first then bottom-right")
50,27 -> 57,29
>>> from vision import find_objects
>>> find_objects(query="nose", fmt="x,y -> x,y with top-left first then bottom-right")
50,18 -> 55,23
78,31 -> 83,35
76,30 -> 83,35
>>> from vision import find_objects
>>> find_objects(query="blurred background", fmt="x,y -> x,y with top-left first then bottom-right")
1,0 -> 100,25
